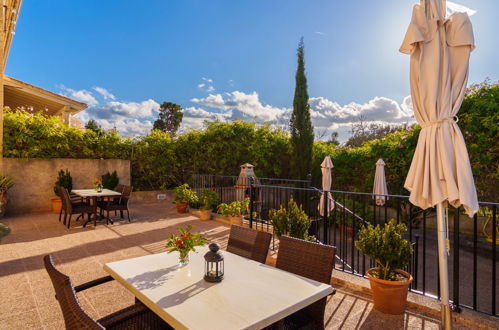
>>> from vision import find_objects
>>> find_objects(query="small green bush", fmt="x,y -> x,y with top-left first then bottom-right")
217,198 -> 249,217
0,223 -> 10,239
355,219 -> 412,281
174,184 -> 198,203
269,198 -> 313,241
54,169 -> 72,196
0,175 -> 14,193
102,171 -> 119,190
198,189 -> 219,211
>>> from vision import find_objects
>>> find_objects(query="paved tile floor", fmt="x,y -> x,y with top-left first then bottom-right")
0,202 -> 450,329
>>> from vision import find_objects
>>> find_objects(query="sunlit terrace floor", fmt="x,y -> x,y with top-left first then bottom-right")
0,202 -> 481,329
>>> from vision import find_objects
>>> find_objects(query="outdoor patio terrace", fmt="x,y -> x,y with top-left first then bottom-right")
0,202 -> 495,329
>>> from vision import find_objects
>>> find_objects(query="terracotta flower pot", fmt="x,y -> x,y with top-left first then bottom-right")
51,198 -> 62,214
176,201 -> 188,213
229,216 -> 243,226
0,192 -> 8,219
366,267 -> 413,314
199,209 -> 212,221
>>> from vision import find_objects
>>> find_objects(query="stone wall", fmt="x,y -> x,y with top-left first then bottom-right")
1,158 -> 131,214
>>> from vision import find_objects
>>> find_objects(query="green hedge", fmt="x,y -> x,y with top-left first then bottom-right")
3,82 -> 497,200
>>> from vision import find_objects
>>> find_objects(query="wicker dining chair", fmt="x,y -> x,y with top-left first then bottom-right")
97,184 -> 132,222
274,236 -> 336,330
59,186 -> 94,229
44,255 -> 172,330
226,225 -> 272,264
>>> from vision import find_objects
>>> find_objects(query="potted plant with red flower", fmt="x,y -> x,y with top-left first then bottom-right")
93,179 -> 103,192
165,225 -> 207,266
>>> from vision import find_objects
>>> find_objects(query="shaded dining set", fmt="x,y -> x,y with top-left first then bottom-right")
57,183 -> 132,228
44,225 -> 337,329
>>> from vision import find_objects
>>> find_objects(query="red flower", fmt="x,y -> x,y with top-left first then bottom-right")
210,187 -> 216,191
95,180 -> 101,184
177,239 -> 183,246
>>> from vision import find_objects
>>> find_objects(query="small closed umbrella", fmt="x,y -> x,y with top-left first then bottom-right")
400,1 -> 478,328
319,156 -> 334,216
372,159 -> 388,206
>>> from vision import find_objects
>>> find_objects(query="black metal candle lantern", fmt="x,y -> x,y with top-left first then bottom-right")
204,243 -> 224,282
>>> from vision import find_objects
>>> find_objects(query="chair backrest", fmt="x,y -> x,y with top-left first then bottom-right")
43,255 -> 103,330
115,183 -> 124,193
58,186 -> 72,213
276,236 -> 336,328
226,225 -> 272,264
118,185 -> 132,205
276,236 -> 335,284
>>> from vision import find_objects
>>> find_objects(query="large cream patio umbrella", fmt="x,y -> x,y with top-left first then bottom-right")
372,159 -> 388,206
400,0 -> 478,328
319,156 -> 334,216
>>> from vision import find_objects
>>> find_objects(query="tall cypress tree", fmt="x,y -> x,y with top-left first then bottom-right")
290,38 -> 314,179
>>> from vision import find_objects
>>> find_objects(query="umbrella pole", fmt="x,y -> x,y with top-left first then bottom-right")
436,202 -> 452,330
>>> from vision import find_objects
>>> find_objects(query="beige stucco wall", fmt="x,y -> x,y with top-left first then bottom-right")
1,158 -> 131,214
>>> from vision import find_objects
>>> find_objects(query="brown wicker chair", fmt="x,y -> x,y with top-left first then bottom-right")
97,184 -> 132,222
274,236 -> 336,330
226,225 -> 272,264
59,186 -> 94,229
44,255 -> 172,329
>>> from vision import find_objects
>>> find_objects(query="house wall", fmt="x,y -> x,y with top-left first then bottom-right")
1,158 -> 131,214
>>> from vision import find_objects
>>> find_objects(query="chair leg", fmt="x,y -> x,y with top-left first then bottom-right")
120,210 -> 124,219
67,214 -> 72,229
63,212 -> 67,226
127,209 -> 131,222
59,207 -> 63,222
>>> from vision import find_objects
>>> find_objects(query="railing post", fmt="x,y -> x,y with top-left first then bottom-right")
414,234 -> 419,290
323,189 -> 328,244
452,207 -> 461,312
249,177 -> 255,229
306,173 -> 312,188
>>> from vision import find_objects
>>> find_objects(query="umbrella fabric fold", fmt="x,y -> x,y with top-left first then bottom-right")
319,156 -> 334,216
400,0 -> 478,216
372,159 -> 389,206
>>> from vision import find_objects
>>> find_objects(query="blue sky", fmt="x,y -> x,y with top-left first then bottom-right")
6,0 -> 498,140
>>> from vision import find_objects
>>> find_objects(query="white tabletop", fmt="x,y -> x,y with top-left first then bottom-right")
72,189 -> 121,197
104,247 -> 333,330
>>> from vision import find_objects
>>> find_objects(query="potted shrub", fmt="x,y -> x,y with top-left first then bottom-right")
0,222 -> 10,243
174,184 -> 197,213
355,219 -> 413,314
269,198 -> 314,241
217,198 -> 249,225
52,169 -> 72,214
102,170 -> 119,190
197,188 -> 218,221
0,175 -> 14,219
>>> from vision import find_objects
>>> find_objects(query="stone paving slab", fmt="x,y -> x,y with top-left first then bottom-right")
0,203 -> 467,329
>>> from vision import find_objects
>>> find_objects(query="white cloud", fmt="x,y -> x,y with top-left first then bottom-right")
99,118 -> 154,136
314,31 -> 325,35
191,91 -> 288,123
202,77 -> 213,83
59,86 -> 98,106
197,77 -> 215,93
93,86 -> 116,100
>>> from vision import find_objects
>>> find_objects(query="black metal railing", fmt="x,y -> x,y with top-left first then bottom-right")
191,174 -> 497,316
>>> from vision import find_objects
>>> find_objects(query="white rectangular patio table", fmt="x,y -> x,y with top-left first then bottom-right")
104,247 -> 334,330
72,189 -> 122,226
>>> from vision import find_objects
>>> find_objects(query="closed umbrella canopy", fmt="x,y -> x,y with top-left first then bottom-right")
401,0 -> 478,216
400,1 -> 478,328
372,159 -> 389,206
319,156 -> 334,216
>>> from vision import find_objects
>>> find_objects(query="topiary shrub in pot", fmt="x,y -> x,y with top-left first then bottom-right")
0,222 -> 11,243
102,170 -> 119,190
355,219 -> 413,314
197,188 -> 219,221
0,175 -> 14,219
52,169 -> 72,214
269,198 -> 314,241
174,184 -> 197,213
